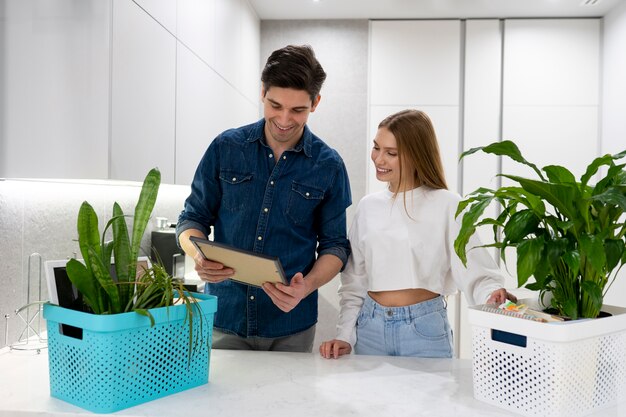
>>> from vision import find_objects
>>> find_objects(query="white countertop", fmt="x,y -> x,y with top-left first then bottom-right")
1,346 -> 625,417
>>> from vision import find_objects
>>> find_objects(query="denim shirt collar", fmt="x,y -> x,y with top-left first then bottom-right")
246,119 -> 313,158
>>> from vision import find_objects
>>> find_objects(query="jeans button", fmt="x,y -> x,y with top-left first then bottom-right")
386,310 -> 393,317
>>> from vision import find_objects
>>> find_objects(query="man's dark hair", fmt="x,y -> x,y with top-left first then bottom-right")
261,45 -> 327,103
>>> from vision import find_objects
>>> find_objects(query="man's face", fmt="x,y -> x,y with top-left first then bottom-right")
262,86 -> 320,149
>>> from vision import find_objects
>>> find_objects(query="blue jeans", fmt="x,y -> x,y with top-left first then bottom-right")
354,295 -> 453,358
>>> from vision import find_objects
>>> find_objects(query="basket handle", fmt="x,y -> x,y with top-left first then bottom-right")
491,329 -> 527,348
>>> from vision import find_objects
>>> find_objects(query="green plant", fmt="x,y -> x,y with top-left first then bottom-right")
64,169 -> 201,328
454,141 -> 626,319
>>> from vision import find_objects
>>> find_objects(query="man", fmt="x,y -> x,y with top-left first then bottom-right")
176,45 -> 352,352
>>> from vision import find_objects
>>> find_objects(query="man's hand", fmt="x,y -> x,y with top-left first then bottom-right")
194,252 -> 234,284
262,273 -> 308,312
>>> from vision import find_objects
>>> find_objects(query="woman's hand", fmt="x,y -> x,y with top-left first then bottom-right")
319,339 -> 352,359
486,288 -> 517,305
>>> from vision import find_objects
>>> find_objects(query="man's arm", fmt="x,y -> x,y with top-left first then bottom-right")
262,254 -> 342,313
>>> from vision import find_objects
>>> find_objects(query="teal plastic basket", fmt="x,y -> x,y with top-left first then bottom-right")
43,293 -> 217,414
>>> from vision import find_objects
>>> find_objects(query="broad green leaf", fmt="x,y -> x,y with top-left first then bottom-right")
479,140 -> 545,180
562,250 -> 581,274
591,188 -> 626,211
516,237 -> 545,286
605,239 -> 624,272
503,209 -> 539,243
454,197 -> 493,265
580,234 -> 606,274
543,165 -> 576,184
581,154 -> 614,188
502,175 -> 577,221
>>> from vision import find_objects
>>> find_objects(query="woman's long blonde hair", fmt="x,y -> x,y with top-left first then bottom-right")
378,109 -> 448,197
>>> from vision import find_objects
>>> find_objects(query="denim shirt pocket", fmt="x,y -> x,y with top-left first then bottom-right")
219,170 -> 253,211
286,181 -> 324,225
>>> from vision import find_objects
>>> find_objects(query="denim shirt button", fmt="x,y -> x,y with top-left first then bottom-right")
232,177 -> 236,181
282,155 -> 286,160
264,208 -> 269,213
250,296 -> 255,300
257,236 -> 262,241
269,154 -> 273,158
270,181 -> 274,185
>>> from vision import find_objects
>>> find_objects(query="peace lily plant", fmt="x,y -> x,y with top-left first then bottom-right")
454,141 -> 626,320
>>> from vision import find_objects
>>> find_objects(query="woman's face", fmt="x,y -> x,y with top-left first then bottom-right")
371,127 -> 402,192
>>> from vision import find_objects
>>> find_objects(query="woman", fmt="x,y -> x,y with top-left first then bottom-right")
320,109 -> 514,359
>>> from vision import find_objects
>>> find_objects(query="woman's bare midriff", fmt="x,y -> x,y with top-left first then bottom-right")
368,288 -> 439,307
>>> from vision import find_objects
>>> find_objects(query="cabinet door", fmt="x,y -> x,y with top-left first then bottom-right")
0,0 -> 110,179
369,20 -> 462,194
110,0 -> 176,183
502,19 -> 600,180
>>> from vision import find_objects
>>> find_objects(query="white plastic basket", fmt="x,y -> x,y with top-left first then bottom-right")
469,303 -> 626,417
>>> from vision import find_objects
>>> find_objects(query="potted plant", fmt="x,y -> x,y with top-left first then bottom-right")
454,140 -> 626,319
453,141 -> 626,417
43,168 -> 217,413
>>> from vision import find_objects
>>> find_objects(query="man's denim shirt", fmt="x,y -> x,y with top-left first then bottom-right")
176,119 -> 352,338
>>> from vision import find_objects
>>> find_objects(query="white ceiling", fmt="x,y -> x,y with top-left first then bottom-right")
248,0 -> 623,20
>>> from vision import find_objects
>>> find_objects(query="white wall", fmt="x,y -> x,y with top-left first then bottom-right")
601,2 -> 626,308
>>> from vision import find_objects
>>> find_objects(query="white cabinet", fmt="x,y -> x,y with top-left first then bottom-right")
369,20 -> 462,194
502,19 -> 600,180
110,0 -> 177,183
1,0 -> 260,184
0,0 -> 110,179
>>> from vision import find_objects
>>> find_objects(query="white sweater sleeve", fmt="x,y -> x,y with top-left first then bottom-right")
335,213 -> 368,348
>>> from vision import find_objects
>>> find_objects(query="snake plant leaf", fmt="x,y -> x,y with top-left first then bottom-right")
516,236 -> 545,287
111,203 -> 132,307
87,246 -> 121,313
129,168 -> 161,281
76,201 -> 101,266
65,258 -> 102,314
